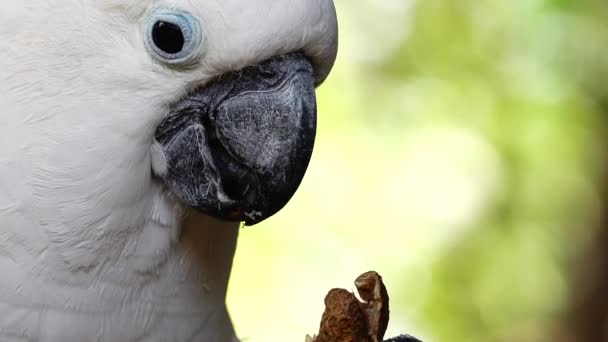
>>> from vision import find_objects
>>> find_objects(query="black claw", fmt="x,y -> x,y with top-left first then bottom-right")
384,334 -> 422,342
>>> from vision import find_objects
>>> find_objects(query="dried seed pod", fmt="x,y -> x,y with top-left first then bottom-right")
307,271 -> 421,342
314,288 -> 370,342
354,271 -> 390,342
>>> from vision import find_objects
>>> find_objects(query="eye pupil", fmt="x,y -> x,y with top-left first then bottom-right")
152,21 -> 185,54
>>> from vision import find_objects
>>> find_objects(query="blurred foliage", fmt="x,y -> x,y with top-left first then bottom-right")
227,1 -> 608,341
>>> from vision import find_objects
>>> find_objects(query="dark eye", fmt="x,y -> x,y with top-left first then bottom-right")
145,9 -> 205,66
152,21 -> 185,54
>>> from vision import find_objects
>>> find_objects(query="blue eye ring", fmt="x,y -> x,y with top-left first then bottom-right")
144,8 -> 206,66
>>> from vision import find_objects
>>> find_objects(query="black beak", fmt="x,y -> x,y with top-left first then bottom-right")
154,53 -> 316,225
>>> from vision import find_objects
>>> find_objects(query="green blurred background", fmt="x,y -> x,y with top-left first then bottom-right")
227,0 -> 608,341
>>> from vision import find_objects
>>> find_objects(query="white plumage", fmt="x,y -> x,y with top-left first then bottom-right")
0,1 -> 338,341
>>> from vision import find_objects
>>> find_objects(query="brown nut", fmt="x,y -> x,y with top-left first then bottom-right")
314,288 -> 370,342
355,271 -> 390,342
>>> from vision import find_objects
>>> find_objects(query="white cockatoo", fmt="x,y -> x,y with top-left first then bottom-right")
0,0 -> 337,341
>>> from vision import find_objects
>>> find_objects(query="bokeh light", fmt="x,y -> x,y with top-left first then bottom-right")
227,1 -> 608,341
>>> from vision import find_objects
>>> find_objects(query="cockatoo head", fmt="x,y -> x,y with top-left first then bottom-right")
1,0 -> 337,227
0,2 -> 337,338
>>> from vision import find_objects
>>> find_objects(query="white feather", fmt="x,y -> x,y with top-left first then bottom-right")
0,0 -> 337,340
